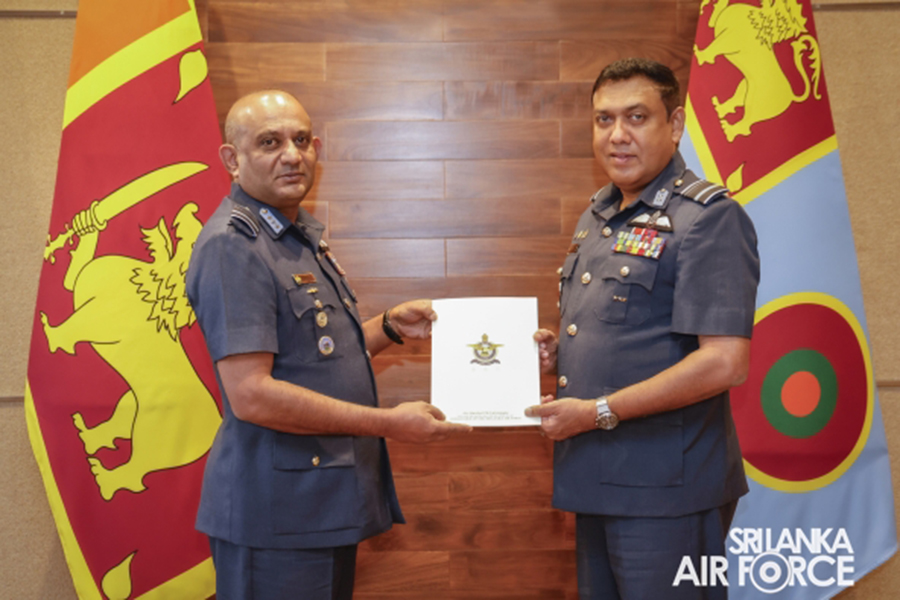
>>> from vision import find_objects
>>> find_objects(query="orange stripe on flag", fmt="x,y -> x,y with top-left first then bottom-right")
68,0 -> 191,88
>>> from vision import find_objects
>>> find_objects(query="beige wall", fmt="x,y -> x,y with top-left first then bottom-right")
812,2 -> 900,596
2,1 -> 899,598
0,6 -> 79,599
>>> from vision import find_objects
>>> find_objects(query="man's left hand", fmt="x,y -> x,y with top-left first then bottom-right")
525,397 -> 595,441
388,299 -> 437,340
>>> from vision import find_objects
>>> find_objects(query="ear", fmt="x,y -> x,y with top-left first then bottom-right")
670,106 -> 686,145
312,136 -> 323,154
219,144 -> 240,179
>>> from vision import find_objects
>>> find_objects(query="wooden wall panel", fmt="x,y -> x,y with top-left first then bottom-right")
386,430 -> 554,473
445,159 -> 604,199
373,356 -> 430,406
449,471 -> 555,511
327,239 -> 445,278
327,121 -> 560,160
206,43 -> 325,85
560,39 -> 693,83
560,119 -> 593,158
208,1 -> 444,43
562,197 -> 592,233
350,276 -> 561,320
212,81 -> 444,124
392,472 -> 450,511
446,236 -> 571,277
307,161 -> 444,201
330,198 -> 563,238
444,82 -> 593,120
677,0 -> 703,38
449,549 -> 578,591
326,42 -> 559,81
205,0 -> 696,596
354,550 -> 449,593
364,510 -> 569,551
443,0 -> 678,41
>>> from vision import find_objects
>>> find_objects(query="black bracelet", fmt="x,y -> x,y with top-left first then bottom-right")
382,310 -> 404,344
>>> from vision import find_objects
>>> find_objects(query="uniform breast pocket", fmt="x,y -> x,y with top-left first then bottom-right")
271,434 -> 361,534
286,286 -> 344,363
559,253 -> 579,317
592,257 -> 658,325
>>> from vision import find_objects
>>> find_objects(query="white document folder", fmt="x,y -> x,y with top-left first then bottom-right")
431,297 -> 541,427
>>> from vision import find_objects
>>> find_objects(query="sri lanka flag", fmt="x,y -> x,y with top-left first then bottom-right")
683,0 -> 896,597
24,1 -> 228,598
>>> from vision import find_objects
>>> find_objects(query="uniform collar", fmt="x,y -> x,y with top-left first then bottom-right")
230,183 -> 325,246
591,150 -> 687,218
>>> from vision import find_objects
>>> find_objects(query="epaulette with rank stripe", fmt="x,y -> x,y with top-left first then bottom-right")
677,179 -> 729,205
230,205 -> 260,238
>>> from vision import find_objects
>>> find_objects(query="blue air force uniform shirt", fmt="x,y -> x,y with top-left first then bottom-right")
186,183 -> 403,549
554,151 -> 760,517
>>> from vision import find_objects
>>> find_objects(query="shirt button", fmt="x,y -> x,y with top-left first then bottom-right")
567,324 -> 578,336
311,455 -> 321,467
557,267 -> 563,276
602,226 -> 613,238
314,299 -> 323,309
581,272 -> 592,284
558,375 -> 568,388
343,297 -> 352,309
620,266 -> 630,277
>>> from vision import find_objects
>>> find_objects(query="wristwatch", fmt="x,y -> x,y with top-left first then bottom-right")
595,397 -> 619,430
382,309 -> 405,345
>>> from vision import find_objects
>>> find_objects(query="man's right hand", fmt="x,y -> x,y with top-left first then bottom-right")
534,329 -> 559,374
387,401 -> 472,442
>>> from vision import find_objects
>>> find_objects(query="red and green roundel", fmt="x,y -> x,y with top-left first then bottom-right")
731,292 -> 874,492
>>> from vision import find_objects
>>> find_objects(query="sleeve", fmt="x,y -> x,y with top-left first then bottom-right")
671,198 -> 760,337
187,233 -> 279,361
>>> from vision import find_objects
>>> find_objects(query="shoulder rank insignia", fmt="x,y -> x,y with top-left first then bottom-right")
627,210 -> 673,232
613,227 -> 666,260
652,188 -> 669,207
259,207 -> 285,235
678,179 -> 729,205
229,205 -> 260,239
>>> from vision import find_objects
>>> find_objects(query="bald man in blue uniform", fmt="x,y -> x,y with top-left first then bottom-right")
187,90 -> 470,600
527,59 -> 759,599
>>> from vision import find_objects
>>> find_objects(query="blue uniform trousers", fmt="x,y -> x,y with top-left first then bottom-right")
210,537 -> 358,600
576,501 -> 737,600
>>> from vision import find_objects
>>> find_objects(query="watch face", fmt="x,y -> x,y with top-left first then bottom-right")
597,413 -> 619,430
596,398 -> 618,430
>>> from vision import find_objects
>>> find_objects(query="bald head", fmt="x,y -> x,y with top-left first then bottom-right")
219,90 -> 321,217
224,90 -> 311,146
